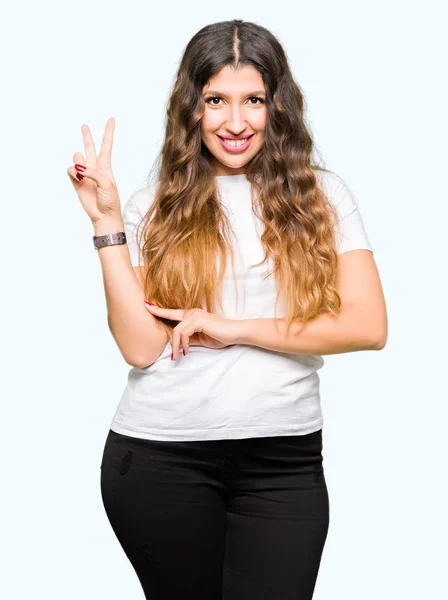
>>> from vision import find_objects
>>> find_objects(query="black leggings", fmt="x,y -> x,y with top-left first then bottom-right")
100,428 -> 329,599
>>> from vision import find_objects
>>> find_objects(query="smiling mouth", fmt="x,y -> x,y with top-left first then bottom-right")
217,134 -> 253,142
217,134 -> 254,152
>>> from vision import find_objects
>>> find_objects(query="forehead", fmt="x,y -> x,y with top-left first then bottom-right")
203,64 -> 265,95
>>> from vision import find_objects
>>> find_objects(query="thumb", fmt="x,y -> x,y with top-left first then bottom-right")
74,163 -> 113,190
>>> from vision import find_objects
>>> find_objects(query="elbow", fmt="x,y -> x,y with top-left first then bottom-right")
371,329 -> 388,350
126,357 -> 146,369
131,338 -> 169,368
129,346 -> 165,369
362,312 -> 388,351
126,353 -> 156,369
373,336 -> 387,350
372,309 -> 388,350
375,318 -> 388,350
130,357 -> 154,369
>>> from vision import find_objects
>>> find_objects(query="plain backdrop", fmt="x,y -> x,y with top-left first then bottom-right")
1,1 -> 447,598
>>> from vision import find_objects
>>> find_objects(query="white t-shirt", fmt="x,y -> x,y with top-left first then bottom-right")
109,170 -> 372,441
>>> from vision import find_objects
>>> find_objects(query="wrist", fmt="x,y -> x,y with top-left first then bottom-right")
92,215 -> 124,236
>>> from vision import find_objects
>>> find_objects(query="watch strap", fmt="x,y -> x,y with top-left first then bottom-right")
93,231 -> 127,251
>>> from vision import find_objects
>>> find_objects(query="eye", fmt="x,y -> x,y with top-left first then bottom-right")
205,96 -> 224,106
204,96 -> 266,106
248,96 -> 265,105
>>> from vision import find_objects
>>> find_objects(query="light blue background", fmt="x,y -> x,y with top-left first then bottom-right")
1,0 -> 446,598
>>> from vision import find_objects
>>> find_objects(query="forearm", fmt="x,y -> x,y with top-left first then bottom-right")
93,216 -> 169,367
235,305 -> 383,356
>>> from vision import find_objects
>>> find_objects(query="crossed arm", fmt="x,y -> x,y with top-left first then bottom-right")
142,249 -> 387,363
102,220 -> 387,367
235,249 -> 388,355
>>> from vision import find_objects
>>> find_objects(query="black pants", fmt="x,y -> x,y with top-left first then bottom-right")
100,427 -> 329,599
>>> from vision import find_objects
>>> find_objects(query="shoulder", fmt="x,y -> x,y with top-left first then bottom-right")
314,168 -> 363,219
314,168 -> 346,203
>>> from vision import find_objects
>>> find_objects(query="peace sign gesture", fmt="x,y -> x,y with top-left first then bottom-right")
67,117 -> 122,223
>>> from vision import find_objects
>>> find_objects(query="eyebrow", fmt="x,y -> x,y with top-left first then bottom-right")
203,89 -> 266,97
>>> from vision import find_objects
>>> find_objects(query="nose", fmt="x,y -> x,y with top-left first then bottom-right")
225,104 -> 247,136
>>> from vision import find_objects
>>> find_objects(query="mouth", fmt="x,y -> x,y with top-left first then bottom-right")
217,134 -> 254,154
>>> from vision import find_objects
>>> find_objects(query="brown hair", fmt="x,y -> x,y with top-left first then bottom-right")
136,19 -> 341,340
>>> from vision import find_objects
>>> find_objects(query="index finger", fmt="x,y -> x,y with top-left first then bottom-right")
81,123 -> 97,166
144,304 -> 185,320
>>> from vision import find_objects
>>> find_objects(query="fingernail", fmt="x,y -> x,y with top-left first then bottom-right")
74,163 -> 86,172
183,349 -> 186,356
76,173 -> 84,181
171,352 -> 174,360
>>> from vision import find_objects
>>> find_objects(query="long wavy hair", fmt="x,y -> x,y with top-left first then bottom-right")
136,19 -> 341,341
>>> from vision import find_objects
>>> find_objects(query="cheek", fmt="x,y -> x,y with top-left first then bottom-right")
201,111 -> 220,135
253,109 -> 267,131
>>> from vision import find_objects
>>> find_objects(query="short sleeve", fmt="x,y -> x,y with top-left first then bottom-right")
122,192 -> 145,266
331,174 -> 373,255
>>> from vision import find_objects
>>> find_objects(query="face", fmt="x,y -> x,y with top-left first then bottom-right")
201,65 -> 267,176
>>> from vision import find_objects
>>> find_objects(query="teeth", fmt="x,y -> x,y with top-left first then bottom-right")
222,137 -> 250,147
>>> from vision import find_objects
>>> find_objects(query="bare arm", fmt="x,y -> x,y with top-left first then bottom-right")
93,216 -> 169,368
235,304 -> 383,356
236,249 -> 388,355
139,250 -> 387,359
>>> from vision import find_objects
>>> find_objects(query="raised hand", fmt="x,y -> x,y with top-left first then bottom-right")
67,117 -> 122,223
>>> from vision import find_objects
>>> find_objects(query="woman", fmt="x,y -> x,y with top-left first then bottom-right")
68,19 -> 387,600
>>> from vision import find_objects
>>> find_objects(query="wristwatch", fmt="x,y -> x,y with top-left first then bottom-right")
93,231 -> 127,251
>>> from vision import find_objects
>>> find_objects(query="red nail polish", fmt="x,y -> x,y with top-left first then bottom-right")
74,163 -> 86,172
171,352 -> 174,360
76,173 -> 84,181
183,349 -> 186,356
